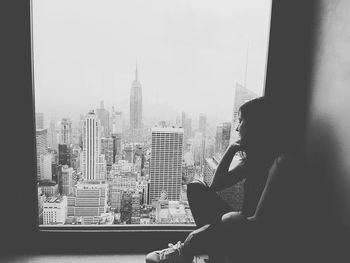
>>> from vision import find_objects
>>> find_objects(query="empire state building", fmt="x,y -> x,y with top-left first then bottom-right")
130,66 -> 142,140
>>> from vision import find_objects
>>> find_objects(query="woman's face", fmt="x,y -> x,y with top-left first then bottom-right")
236,111 -> 248,146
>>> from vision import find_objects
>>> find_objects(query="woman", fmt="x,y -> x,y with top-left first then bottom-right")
146,97 -> 281,263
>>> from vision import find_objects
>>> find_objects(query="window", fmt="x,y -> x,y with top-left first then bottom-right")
33,0 -> 271,227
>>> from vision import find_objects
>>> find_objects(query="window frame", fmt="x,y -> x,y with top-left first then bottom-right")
24,0 -> 297,254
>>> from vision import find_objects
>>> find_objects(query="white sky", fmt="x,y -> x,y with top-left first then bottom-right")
33,0 -> 271,127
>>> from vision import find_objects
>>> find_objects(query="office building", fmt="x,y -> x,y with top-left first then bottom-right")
59,165 -> 75,196
58,144 -> 71,166
129,66 -> 142,140
36,112 -> 44,129
131,192 -> 141,224
96,100 -> 110,137
60,118 -> 72,145
36,129 -> 47,180
47,119 -> 58,150
81,111 -> 106,181
111,110 -> 123,135
215,122 -> 231,154
198,114 -> 207,137
108,184 -> 123,212
38,181 -> 59,197
124,144 -> 134,163
112,133 -> 122,163
120,190 -> 133,224
101,137 -> 113,166
149,127 -> 183,202
67,181 -> 108,224
40,153 -> 52,181
43,196 -> 67,225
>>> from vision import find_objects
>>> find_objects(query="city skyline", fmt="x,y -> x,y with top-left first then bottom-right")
32,0 -> 271,226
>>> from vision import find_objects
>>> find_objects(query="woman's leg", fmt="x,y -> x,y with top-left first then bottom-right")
182,212 -> 249,263
187,179 -> 233,227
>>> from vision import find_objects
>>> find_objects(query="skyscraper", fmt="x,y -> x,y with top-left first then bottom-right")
101,137 -> 113,167
36,112 -> 44,129
111,109 -> 123,163
198,114 -> 207,137
111,110 -> 123,135
48,119 -> 58,150
59,165 -> 75,196
81,111 -> 106,181
58,144 -> 71,166
96,100 -> 110,137
129,66 -> 142,140
36,129 -> 48,180
149,127 -> 184,202
215,122 -> 231,154
40,154 -> 52,181
60,118 -> 72,145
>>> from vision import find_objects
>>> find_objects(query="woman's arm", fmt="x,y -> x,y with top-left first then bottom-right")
250,154 -> 292,222
210,143 -> 247,191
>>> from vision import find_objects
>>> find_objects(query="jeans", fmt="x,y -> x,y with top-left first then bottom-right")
183,180 -> 236,262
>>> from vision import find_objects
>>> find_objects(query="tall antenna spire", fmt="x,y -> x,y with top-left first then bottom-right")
244,43 -> 249,88
135,60 -> 138,81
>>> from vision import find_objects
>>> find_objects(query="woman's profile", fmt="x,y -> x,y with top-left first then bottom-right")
145,97 -> 282,263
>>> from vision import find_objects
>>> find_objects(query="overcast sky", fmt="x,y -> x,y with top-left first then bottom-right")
33,0 -> 271,126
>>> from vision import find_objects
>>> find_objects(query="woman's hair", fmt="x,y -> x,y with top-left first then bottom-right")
239,96 -> 280,162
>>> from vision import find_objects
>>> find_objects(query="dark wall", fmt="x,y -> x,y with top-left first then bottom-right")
304,1 -> 350,258
265,0 -> 349,261
0,0 -> 38,254
306,0 -> 350,229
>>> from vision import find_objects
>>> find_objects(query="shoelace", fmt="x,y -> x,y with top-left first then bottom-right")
158,242 -> 200,263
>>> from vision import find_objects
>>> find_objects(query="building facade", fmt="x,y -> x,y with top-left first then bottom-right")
149,127 -> 184,202
129,67 -> 142,140
67,181 -> 108,224
60,118 -> 72,145
36,129 -> 48,181
81,111 -> 106,181
36,112 -> 44,130
43,196 -> 67,225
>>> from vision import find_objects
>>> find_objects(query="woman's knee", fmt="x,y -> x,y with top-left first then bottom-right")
221,212 -> 246,227
187,179 -> 209,198
187,179 -> 208,191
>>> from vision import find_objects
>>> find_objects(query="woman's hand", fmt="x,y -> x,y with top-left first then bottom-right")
228,141 -> 243,153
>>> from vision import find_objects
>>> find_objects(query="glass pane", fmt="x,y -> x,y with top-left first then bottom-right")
33,0 -> 271,226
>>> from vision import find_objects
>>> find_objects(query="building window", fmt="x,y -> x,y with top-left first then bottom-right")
33,0 -> 271,227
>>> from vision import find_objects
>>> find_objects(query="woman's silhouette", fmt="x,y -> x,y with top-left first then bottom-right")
146,97 -> 282,263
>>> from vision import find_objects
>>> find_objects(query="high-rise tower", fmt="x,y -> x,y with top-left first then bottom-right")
36,129 -> 48,181
81,111 -> 106,181
96,100 -> 110,137
129,66 -> 142,140
60,118 -> 72,145
36,112 -> 44,129
149,127 -> 184,203
198,114 -> 207,137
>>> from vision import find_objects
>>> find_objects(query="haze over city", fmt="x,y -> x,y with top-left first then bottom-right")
33,0 -> 270,125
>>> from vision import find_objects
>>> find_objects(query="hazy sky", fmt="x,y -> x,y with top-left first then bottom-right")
33,0 -> 271,126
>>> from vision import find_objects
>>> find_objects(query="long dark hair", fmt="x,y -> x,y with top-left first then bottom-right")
239,97 -> 280,164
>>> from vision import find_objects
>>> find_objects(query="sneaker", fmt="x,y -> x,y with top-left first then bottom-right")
145,241 -> 194,263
